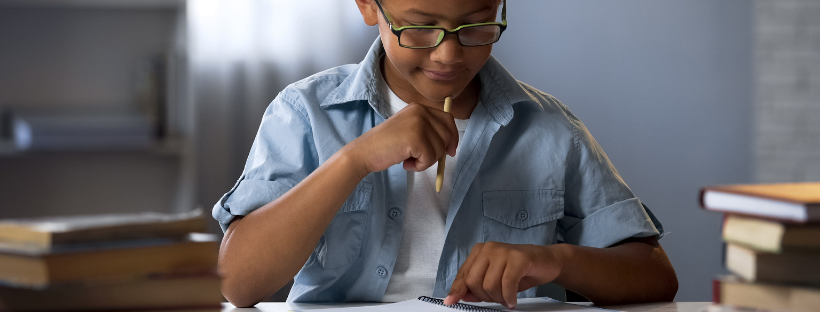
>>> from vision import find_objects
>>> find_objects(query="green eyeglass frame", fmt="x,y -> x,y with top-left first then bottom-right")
374,0 -> 507,49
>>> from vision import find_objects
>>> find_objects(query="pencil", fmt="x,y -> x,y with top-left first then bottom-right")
436,96 -> 453,194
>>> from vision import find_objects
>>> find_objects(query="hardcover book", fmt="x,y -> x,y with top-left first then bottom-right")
0,233 -> 218,288
0,273 -> 222,311
700,182 -> 820,222
0,209 -> 206,248
722,215 -> 820,253
714,276 -> 820,312
725,243 -> 820,286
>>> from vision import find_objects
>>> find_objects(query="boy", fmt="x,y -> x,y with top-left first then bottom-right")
214,0 -> 678,308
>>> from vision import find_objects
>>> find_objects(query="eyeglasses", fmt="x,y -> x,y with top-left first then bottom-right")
374,0 -> 507,49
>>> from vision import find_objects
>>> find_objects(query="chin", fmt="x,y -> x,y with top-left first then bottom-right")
417,81 -> 469,102
420,89 -> 455,102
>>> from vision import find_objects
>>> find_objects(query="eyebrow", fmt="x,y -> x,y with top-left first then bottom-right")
404,6 -> 494,20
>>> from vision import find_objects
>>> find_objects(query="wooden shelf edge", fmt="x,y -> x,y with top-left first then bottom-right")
0,137 -> 186,157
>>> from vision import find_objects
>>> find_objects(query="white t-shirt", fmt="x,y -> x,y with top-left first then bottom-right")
377,68 -> 469,302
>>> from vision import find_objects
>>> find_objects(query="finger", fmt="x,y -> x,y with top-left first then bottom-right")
428,121 -> 455,159
412,137 -> 439,171
448,128 -> 459,157
428,108 -> 459,157
425,130 -> 446,166
444,276 -> 468,306
405,133 -> 437,171
465,256 -> 493,303
462,291 -> 481,302
502,262 -> 523,309
483,258 -> 508,307
403,158 -> 417,171
424,110 -> 457,157
465,243 -> 484,265
445,243 -> 484,305
400,104 -> 457,157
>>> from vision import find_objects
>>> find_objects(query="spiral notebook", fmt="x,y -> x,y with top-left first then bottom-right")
287,296 -> 620,312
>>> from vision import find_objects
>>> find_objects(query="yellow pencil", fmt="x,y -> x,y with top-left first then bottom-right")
436,96 -> 453,194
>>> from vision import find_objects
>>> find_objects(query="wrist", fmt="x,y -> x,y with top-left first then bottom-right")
335,145 -> 370,181
547,243 -> 573,285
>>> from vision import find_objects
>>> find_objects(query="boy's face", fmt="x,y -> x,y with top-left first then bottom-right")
359,0 -> 501,104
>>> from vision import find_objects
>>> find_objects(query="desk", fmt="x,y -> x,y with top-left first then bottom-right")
222,302 -> 711,312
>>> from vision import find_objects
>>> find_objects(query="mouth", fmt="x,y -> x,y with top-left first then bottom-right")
422,68 -> 464,81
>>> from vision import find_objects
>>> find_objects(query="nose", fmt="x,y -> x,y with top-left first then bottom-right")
429,33 -> 463,65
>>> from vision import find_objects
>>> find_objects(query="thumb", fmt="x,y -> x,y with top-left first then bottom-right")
403,158 -> 418,171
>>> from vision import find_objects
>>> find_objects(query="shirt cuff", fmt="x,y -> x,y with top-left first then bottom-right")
212,177 -> 291,232
561,197 -> 662,248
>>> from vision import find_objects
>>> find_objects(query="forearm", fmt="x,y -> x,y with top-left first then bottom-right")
551,238 -> 678,305
218,147 -> 368,307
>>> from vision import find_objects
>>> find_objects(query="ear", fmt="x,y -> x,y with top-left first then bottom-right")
354,0 -> 379,26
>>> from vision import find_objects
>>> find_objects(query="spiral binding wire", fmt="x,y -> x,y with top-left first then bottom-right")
417,296 -> 503,312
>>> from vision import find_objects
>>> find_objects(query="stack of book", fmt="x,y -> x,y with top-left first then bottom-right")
0,209 -> 222,311
700,182 -> 820,312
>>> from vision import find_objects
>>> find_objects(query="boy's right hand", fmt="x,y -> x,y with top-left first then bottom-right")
345,102 -> 459,175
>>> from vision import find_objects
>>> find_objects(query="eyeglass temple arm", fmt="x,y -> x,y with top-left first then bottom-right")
502,0 -> 506,21
373,0 -> 393,25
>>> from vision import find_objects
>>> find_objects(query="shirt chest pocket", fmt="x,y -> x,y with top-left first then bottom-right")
308,181 -> 372,270
482,189 -> 564,245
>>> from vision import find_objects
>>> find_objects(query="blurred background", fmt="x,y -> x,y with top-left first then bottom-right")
0,0 -> 817,303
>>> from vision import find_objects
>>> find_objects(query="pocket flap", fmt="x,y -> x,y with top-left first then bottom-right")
482,189 -> 564,229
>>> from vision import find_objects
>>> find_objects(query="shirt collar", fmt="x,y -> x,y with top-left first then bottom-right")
321,36 -> 534,126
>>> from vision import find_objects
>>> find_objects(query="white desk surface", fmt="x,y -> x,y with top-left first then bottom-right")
222,301 -> 711,312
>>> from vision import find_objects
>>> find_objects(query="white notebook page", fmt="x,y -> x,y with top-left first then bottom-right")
287,297 -> 620,312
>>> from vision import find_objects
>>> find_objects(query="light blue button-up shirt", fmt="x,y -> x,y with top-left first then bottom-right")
213,37 -> 664,302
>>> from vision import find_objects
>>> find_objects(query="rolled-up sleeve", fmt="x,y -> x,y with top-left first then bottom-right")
212,91 -> 318,232
557,114 -> 663,248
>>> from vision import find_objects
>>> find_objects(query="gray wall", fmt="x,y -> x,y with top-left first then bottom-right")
490,0 -> 754,301
0,6 -> 186,218
754,0 -> 820,183
0,6 -> 176,109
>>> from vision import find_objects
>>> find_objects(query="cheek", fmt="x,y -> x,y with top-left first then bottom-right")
465,46 -> 493,69
389,50 -> 427,76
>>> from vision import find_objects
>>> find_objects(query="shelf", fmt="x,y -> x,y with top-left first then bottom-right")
0,0 -> 194,219
0,0 -> 184,9
0,137 -> 185,157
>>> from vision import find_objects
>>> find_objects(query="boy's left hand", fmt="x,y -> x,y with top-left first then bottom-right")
443,242 -> 564,309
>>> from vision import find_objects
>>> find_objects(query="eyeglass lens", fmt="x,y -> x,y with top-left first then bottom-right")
400,25 -> 501,48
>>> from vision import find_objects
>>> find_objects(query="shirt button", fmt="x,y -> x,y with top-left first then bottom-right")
388,208 -> 401,219
517,210 -> 529,221
376,266 -> 387,277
